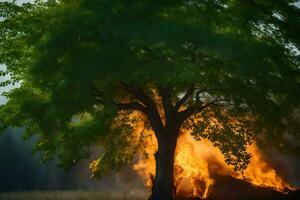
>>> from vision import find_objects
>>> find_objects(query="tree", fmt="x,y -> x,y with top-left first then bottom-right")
0,0 -> 299,199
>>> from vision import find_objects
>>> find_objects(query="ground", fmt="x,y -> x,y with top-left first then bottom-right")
0,191 -> 149,200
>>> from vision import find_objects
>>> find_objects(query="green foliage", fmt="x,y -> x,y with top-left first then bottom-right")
0,0 -> 299,175
190,107 -> 254,171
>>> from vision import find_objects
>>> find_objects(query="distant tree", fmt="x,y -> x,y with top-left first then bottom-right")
0,1 -> 299,199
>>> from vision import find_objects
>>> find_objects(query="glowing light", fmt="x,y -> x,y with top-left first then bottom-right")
133,130 -> 293,199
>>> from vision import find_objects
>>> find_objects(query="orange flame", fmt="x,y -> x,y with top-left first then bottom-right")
133,130 -> 294,199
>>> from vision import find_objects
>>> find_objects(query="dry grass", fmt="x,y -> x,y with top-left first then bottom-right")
0,190 -> 150,200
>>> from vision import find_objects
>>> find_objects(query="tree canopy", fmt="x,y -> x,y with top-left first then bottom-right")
0,0 -> 299,178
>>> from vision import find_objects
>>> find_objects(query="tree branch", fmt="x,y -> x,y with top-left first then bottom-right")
91,84 -> 147,114
119,82 -> 151,107
94,98 -> 147,114
174,85 -> 195,112
159,86 -> 173,123
178,99 -> 224,122
119,82 -> 164,132
115,102 -> 147,114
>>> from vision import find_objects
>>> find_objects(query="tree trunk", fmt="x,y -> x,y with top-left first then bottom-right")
150,128 -> 179,200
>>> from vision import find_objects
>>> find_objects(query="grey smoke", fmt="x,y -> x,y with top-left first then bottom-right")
0,128 -> 146,192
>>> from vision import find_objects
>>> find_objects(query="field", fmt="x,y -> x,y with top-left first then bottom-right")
0,191 -> 150,200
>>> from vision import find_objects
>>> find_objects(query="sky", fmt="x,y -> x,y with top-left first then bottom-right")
0,0 -> 299,192
0,65 -> 7,104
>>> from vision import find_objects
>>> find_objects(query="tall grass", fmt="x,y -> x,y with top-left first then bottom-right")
0,190 -> 150,200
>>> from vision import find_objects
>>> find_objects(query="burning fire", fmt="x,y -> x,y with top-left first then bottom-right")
88,110 -> 294,198
133,130 -> 294,199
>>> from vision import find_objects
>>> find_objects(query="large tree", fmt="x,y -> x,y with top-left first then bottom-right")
0,0 -> 300,199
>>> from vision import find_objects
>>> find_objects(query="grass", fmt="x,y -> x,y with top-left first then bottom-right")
0,190 -> 150,200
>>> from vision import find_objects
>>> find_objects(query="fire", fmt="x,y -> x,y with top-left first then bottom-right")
174,133 -> 214,199
88,110 -> 294,198
133,130 -> 294,199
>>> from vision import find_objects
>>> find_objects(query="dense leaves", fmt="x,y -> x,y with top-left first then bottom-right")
0,0 -> 299,176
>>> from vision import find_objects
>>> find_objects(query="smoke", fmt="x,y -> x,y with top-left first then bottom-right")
0,128 -> 145,192
261,149 -> 300,188
0,128 -> 67,191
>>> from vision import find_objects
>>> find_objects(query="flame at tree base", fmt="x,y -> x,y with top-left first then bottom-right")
133,131 -> 294,199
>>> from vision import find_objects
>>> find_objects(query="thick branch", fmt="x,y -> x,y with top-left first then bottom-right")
91,84 -> 148,113
159,86 -> 174,124
115,102 -> 147,113
120,83 -> 164,133
120,83 -> 152,106
174,85 -> 195,112
178,100 -> 224,122
94,97 -> 147,113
